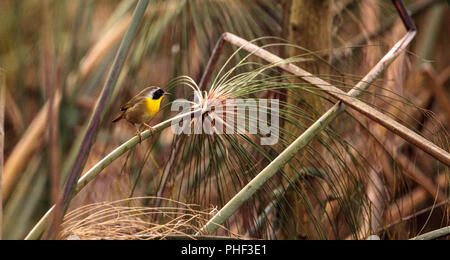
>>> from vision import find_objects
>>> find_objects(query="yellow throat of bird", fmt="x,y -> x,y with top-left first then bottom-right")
145,96 -> 164,117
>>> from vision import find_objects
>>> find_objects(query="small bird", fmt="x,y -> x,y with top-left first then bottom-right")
112,86 -> 169,141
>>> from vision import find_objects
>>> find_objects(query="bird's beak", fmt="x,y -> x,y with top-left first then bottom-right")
163,92 -> 171,95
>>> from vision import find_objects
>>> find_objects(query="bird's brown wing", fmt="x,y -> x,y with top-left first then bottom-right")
113,91 -> 146,122
121,95 -> 145,111
120,87 -> 153,111
113,97 -> 145,123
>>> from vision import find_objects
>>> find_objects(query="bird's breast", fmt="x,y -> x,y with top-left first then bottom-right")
144,97 -> 162,117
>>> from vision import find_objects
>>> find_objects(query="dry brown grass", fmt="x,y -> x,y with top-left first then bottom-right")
60,197 -> 241,240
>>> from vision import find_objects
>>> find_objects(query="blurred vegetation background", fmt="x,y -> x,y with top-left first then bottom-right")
0,0 -> 449,240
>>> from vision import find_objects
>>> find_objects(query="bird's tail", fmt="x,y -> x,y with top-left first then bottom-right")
112,112 -> 124,123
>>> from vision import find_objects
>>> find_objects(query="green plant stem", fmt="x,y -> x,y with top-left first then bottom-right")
198,103 -> 344,234
221,32 -> 449,166
410,226 -> 450,240
24,109 -> 197,240
44,0 -> 150,239
198,29 -> 418,235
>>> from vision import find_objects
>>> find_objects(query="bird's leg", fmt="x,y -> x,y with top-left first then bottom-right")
143,123 -> 154,135
135,124 -> 143,143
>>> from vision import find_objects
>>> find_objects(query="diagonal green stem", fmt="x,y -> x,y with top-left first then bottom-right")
410,226 -> 450,240
35,0 -> 150,240
198,103 -> 344,235
198,29 -> 418,235
221,32 -> 449,166
24,109 -> 198,240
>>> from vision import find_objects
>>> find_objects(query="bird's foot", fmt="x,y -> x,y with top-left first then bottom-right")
144,123 -> 154,134
136,130 -> 143,143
